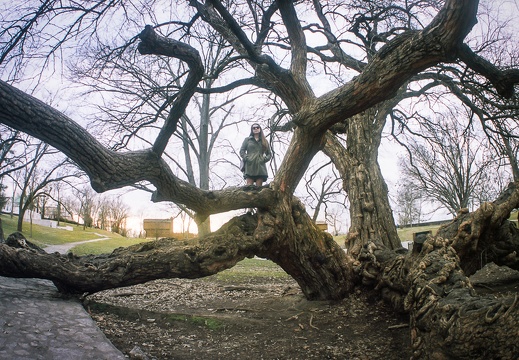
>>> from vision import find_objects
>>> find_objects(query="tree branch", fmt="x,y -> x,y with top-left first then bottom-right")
458,43 -> 519,99
0,80 -> 276,216
0,215 -> 262,293
277,0 -> 310,92
303,0 -> 480,133
137,25 -> 204,155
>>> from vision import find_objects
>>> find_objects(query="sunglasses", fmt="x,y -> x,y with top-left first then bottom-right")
252,126 -> 260,130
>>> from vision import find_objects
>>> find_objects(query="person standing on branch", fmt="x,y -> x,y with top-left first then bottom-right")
240,123 -> 272,186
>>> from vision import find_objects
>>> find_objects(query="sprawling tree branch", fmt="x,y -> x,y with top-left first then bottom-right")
458,43 -> 519,99
137,25 -> 204,155
300,0 -> 479,132
0,80 -> 278,217
0,215 -> 261,293
268,0 -> 481,195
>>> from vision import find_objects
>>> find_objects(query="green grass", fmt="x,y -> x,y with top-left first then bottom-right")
71,238 -> 152,255
333,224 -> 442,245
1,214 -> 121,246
0,214 -> 146,255
396,224 -> 441,242
163,314 -> 223,330
88,302 -> 224,330
212,258 -> 291,282
332,235 -> 345,247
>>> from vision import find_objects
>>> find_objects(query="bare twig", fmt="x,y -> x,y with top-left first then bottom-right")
286,312 -> 304,321
309,314 -> 319,330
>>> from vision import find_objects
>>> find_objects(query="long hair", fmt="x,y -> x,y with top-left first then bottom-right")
249,123 -> 269,153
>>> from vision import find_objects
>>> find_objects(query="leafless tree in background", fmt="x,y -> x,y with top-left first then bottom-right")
400,111 -> 498,216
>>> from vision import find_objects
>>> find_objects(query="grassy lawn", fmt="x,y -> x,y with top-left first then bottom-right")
1,214 -> 131,248
397,224 -> 441,242
332,223 -> 444,246
211,258 -> 291,282
71,238 -> 152,255
7,211 -> 515,256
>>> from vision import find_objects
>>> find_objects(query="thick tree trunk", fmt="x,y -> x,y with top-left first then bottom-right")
256,196 -> 355,300
324,107 -> 401,256
357,182 -> 519,359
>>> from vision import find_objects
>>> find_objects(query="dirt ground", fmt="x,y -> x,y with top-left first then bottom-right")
84,260 -> 412,360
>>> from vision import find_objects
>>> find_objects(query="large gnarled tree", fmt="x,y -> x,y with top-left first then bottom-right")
1,1 -> 519,358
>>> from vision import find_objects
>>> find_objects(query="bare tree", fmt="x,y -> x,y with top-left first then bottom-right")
395,178 -> 424,227
0,126 -> 28,179
95,197 -> 111,231
74,186 -> 97,229
108,197 -> 129,236
1,1 -> 519,358
324,203 -> 348,236
9,141 -> 78,231
400,112 -> 498,216
301,160 -> 345,223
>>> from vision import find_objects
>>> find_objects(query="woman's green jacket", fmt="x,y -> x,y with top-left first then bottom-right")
239,136 -> 272,177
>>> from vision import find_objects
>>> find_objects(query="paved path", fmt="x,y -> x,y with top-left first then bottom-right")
44,234 -> 110,254
0,276 -> 126,360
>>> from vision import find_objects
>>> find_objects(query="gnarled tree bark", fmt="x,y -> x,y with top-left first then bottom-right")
323,102 -> 403,257
356,182 -> 519,359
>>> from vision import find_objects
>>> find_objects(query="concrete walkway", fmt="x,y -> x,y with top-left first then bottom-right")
44,234 -> 110,254
0,276 -> 126,360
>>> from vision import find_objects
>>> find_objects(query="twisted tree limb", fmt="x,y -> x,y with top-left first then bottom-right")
0,214 -> 260,293
137,25 -> 204,155
357,183 -> 519,359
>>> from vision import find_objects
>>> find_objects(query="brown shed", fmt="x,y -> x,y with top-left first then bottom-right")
143,218 -> 174,239
315,221 -> 328,231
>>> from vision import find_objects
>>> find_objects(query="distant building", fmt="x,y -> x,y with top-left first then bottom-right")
315,221 -> 328,231
143,218 -> 174,239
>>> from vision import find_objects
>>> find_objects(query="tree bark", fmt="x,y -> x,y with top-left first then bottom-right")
256,196 -> 355,300
436,182 -> 519,275
406,239 -> 519,359
323,105 -> 401,256
356,182 -> 519,359
368,234 -> 519,359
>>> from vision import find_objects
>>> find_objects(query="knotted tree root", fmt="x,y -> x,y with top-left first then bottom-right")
357,236 -> 518,359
